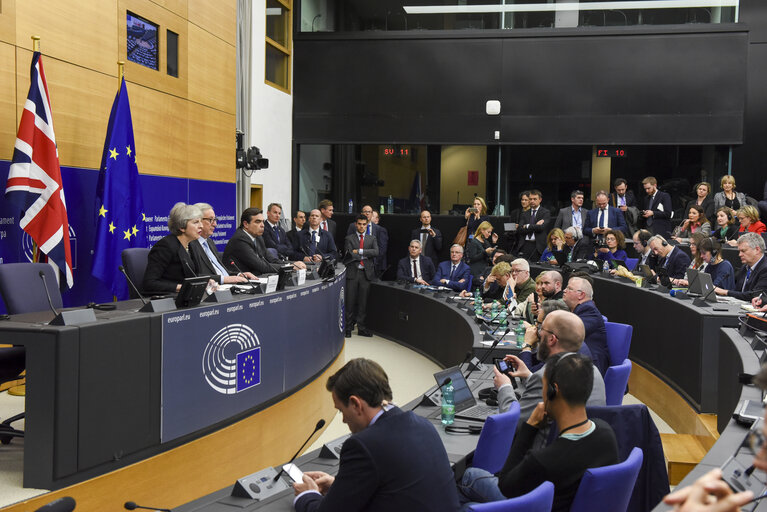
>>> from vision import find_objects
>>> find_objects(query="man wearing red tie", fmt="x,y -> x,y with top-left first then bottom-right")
343,215 -> 379,338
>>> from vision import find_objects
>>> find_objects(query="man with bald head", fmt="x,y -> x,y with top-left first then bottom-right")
539,270 -> 564,300
563,277 -> 609,376
298,209 -> 339,262
493,310 -> 606,422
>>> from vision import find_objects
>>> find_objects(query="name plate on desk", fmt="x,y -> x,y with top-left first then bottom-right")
265,274 -> 278,294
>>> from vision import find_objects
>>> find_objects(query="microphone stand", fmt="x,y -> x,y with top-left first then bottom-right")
464,327 -> 510,380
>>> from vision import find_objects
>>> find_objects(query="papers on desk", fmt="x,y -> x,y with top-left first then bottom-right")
481,336 -> 516,347
742,304 -> 760,312
452,295 -> 473,301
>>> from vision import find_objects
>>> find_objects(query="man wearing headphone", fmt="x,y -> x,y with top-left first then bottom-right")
632,229 -> 658,269
648,234 -> 691,279
458,351 -> 619,511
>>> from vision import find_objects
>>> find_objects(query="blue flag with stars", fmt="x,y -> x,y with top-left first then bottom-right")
91,77 -> 146,299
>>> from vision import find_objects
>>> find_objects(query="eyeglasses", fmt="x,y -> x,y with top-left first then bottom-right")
511,269 -> 527,274
564,286 -> 583,293
202,217 -> 218,224
537,325 -> 557,338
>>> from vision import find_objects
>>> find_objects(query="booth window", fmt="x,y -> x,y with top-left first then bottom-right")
266,0 -> 292,92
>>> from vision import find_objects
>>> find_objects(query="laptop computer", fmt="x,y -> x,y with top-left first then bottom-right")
686,268 -> 702,295
431,366 -> 497,422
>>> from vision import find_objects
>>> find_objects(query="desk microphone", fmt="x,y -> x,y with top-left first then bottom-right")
181,258 -> 198,277
272,419 -> 326,482
124,501 -> 171,512
34,497 -> 76,512
414,377 -> 452,411
38,271 -> 60,319
464,327 -> 510,381
229,260 -> 259,293
118,265 -> 148,306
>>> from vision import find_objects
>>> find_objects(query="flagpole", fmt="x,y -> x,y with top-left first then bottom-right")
117,61 -> 125,83
31,35 -> 40,52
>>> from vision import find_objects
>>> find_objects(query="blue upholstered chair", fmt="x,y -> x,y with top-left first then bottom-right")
569,447 -> 644,512
471,401 -> 521,474
121,248 -> 150,298
624,257 -> 639,271
467,481 -> 554,512
604,359 -> 632,406
0,262 -> 62,314
605,322 -> 633,366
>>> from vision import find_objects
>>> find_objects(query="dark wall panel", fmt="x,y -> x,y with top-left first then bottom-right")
741,0 -> 767,42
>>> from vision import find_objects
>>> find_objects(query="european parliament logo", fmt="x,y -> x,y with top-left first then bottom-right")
202,323 -> 261,395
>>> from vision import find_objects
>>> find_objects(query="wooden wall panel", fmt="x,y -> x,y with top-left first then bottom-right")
15,48 -> 115,169
129,82 -> 189,177
0,0 -> 16,45
188,22 -> 235,114
0,42 -> 17,160
15,0 -> 117,76
187,102 -> 235,182
148,0 -> 187,18
188,0 -> 236,46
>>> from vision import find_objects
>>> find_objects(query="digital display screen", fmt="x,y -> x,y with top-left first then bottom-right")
596,146 -> 627,158
127,13 -> 159,71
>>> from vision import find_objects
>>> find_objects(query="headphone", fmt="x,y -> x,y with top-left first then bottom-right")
546,352 -> 576,401
445,424 -> 483,435
637,230 -> 652,248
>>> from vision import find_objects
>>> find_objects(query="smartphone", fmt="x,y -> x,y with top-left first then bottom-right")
495,358 -> 514,374
469,208 -> 478,213
282,463 -> 304,483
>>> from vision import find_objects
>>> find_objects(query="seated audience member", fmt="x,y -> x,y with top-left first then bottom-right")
343,215 -> 379,337
318,199 -> 336,237
513,270 -> 564,324
143,202 -> 208,293
292,358 -> 460,512
539,270 -> 564,301
511,272 -> 545,323
516,190 -> 550,261
663,363 -> 767,511
493,310 -> 606,421
715,232 -> 767,300
465,196 -> 491,241
396,239 -> 436,285
632,229 -> 657,269
298,209 -> 339,262
560,226 -> 590,262
465,221 -> 498,283
713,174 -> 747,212
641,176 -> 674,238
193,202 -> 253,285
540,228 -> 566,265
554,190 -> 588,232
672,205 -> 712,243
517,299 -> 571,372
509,258 -> 536,304
583,190 -> 628,241
712,206 -> 739,243
699,238 -> 735,289
729,205 -> 767,247
648,235 -> 691,279
594,229 -> 627,266
670,233 -> 707,287
562,277 -> 609,376
478,261 -> 513,303
432,244 -> 472,292
224,208 -> 297,276
286,209 -> 306,251
460,352 -> 618,512
411,210 -> 442,267
263,202 -> 302,261
370,210 -> 388,275
684,181 -> 715,221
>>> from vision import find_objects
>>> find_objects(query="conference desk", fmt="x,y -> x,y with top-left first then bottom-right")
0,271 -> 346,490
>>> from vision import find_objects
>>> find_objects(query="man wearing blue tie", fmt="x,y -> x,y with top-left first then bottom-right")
432,244 -> 472,292
583,191 -> 628,242
194,203 -> 255,283
299,209 -> 339,262
263,202 -> 303,261
714,232 -> 767,301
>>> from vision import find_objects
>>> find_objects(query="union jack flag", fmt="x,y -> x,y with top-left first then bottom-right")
4,52 -> 73,288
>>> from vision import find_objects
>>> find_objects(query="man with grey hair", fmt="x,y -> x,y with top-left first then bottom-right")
193,202 -> 254,284
562,277 -> 609,375
560,226 -> 589,262
554,189 -> 588,231
510,258 -> 536,303
648,234 -> 690,279
715,232 -> 767,300
494,310 -> 605,422
431,244 -> 471,292
396,239 -> 435,284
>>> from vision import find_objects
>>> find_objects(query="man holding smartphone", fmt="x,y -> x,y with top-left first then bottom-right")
410,210 -> 442,267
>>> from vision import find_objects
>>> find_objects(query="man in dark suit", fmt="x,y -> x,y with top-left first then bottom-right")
554,190 -> 588,232
396,239 -> 436,284
583,191 -> 628,240
641,176 -> 673,238
193,202 -> 254,284
298,209 -> 339,262
263,202 -> 302,261
292,358 -> 460,512
410,210 -> 442,267
648,235 -> 690,280
563,277 -> 610,376
432,244 -> 472,292
610,178 -> 637,210
631,229 -> 659,270
715,232 -> 767,301
560,227 -> 590,262
343,215 -> 379,337
286,209 -> 306,252
515,189 -> 551,261
370,210 -> 388,276
318,199 -> 337,239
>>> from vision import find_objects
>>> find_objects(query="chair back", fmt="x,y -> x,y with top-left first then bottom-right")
468,481 -> 554,512
266,247 -> 280,261
624,257 -> 639,271
121,248 -> 150,299
569,447 -> 644,512
604,359 -> 632,406
463,274 -> 473,292
605,322 -> 633,366
472,401 -> 520,474
0,263 -> 63,314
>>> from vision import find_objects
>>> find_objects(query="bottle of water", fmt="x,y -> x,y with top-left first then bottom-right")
516,321 -> 525,348
602,260 -> 610,273
441,380 -> 455,425
491,301 -> 499,317
347,199 -> 353,214
379,204 -> 384,214
499,308 -> 508,330
474,289 -> 482,315
387,195 -> 394,214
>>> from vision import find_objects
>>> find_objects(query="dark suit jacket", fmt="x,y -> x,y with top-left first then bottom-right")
729,255 -> 767,301
286,227 -> 302,251
374,224 -> 389,274
573,300 -> 610,376
558,239 -> 591,262
263,222 -> 300,260
516,207 -> 552,254
431,260 -> 472,292
343,231 -> 379,281
194,237 -> 234,281
294,407 -> 460,512
396,255 -> 436,283
554,206 -> 589,231
660,246 -> 691,279
712,224 -> 739,243
298,228 -> 339,261
320,217 -> 336,239
609,190 -> 637,208
410,226 -> 443,266
583,207 -> 628,237
642,190 -> 673,238
143,234 -> 208,293
222,229 -> 280,275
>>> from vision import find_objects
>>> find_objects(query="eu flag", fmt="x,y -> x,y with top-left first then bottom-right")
236,347 -> 261,392
91,78 -> 146,298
